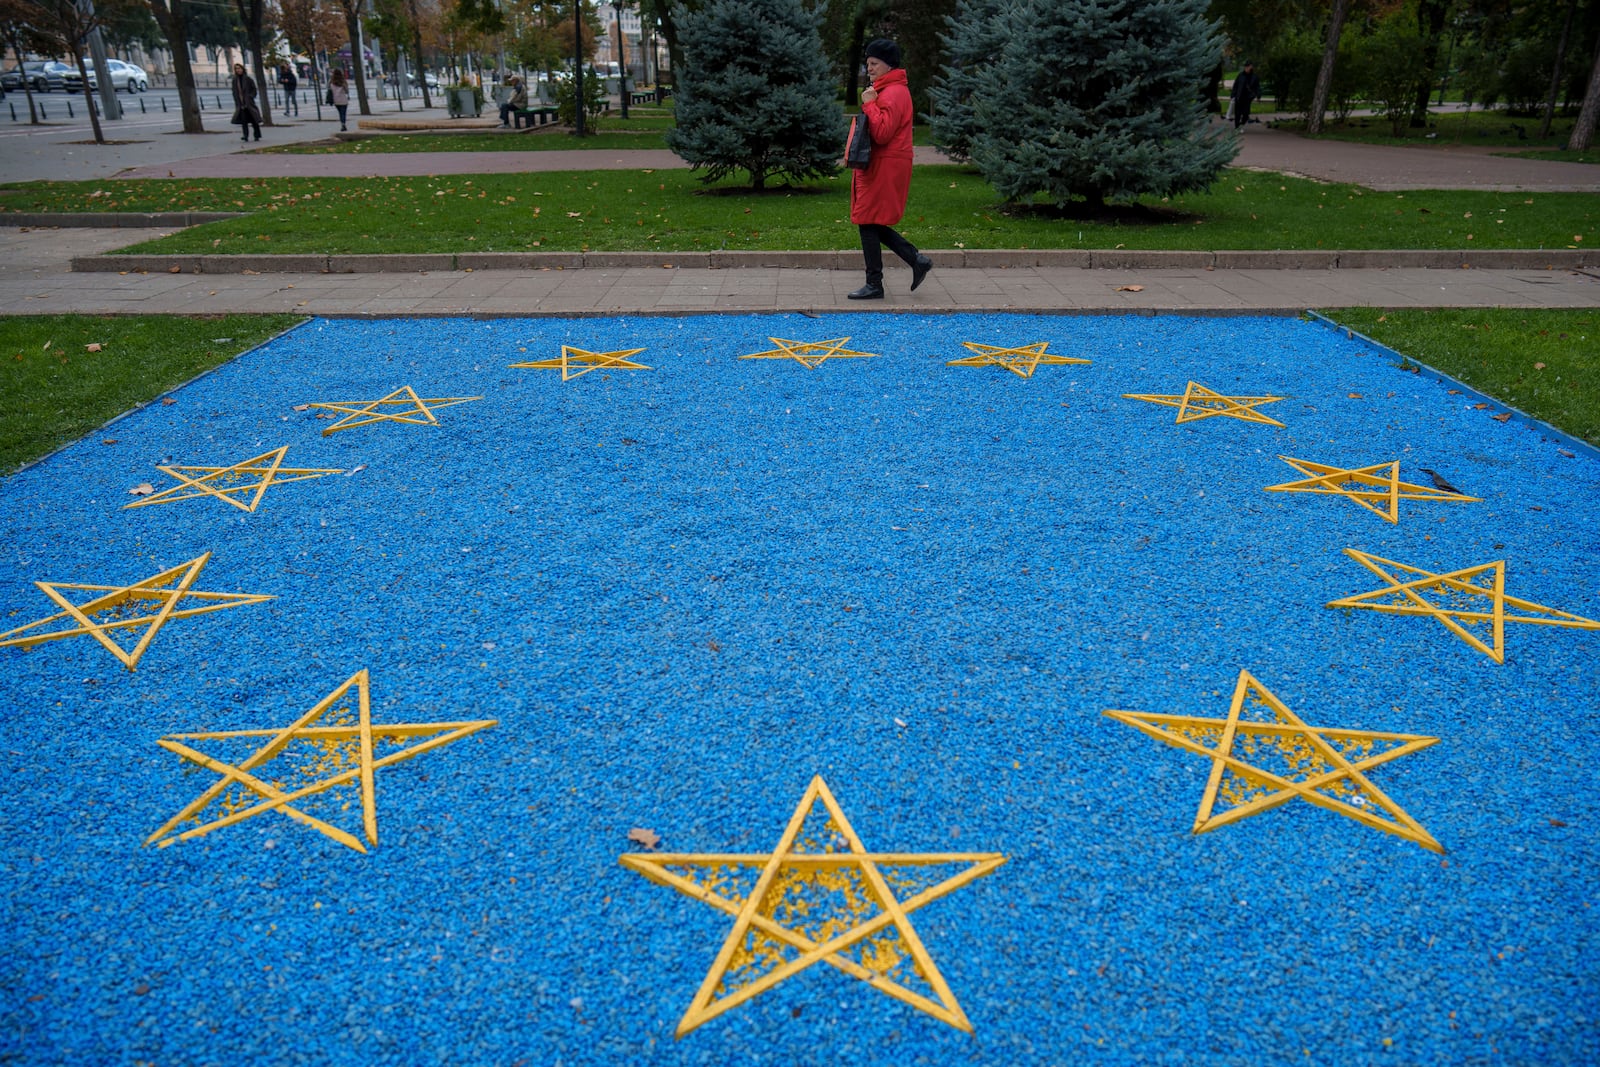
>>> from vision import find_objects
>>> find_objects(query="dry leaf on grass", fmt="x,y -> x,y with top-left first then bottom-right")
85,343 -> 103,353
1534,362 -> 1547,370
127,483 -> 155,497
627,828 -> 661,850
1115,284 -> 1145,292
42,340 -> 51,351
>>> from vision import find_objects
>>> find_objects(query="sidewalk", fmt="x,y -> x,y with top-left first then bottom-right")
3,226 -> 1596,316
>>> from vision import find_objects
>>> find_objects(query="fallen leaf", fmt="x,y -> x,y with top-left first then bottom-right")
241,268 -> 260,275
1534,362 -> 1546,370
627,828 -> 661,850
1472,403 -> 1489,410
345,465 -> 366,476
1115,284 -> 1145,292
42,340 -> 51,351
1492,413 -> 1513,423
128,483 -> 155,496
1558,449 -> 1575,458
160,397 -> 175,406
566,211 -> 582,218
167,266 -> 181,274
133,984 -> 150,996
85,342 -> 103,353
101,439 -> 118,445
1376,314 -> 1388,322
292,404 -> 311,411
1549,818 -> 1568,827
1347,392 -> 1363,399
1447,389 -> 1461,394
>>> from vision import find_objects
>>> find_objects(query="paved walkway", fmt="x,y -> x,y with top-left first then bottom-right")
4,226 -> 1596,316
103,125 -> 1600,191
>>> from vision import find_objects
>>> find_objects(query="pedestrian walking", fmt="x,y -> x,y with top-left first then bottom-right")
231,62 -> 262,142
1230,60 -> 1261,130
278,62 -> 299,116
847,38 -> 932,300
329,68 -> 350,132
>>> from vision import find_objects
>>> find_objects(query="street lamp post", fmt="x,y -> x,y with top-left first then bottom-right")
612,1 -> 628,120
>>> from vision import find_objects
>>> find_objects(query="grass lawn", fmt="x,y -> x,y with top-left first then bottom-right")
0,314 -> 303,472
1,168 -> 1592,255
1324,307 -> 1600,445
259,113 -> 678,154
1270,109 -> 1580,149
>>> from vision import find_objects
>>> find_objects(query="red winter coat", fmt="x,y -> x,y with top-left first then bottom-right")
850,68 -> 914,226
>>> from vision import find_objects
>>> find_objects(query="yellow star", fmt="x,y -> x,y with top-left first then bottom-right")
306,385 -> 482,436
1327,549 -> 1600,663
621,776 -> 1006,1037
945,340 -> 1090,378
1122,381 -> 1285,427
739,336 -> 877,369
125,445 -> 345,513
1264,456 -> 1480,524
0,552 -> 273,671
147,669 -> 496,853
510,345 -> 650,381
1105,669 -> 1442,852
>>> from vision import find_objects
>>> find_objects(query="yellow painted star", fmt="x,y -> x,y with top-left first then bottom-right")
946,340 -> 1090,378
1264,456 -> 1480,524
1105,669 -> 1442,851
510,345 -> 650,380
1328,548 -> 1600,663
621,776 -> 1006,1036
0,552 -> 272,671
147,669 -> 496,853
306,385 -> 482,436
739,336 -> 876,369
1123,381 -> 1285,427
125,445 -> 345,513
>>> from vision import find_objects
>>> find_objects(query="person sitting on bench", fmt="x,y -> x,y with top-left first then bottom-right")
499,75 -> 528,127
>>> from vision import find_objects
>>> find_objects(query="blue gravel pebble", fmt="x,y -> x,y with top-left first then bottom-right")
0,312 -> 1595,1066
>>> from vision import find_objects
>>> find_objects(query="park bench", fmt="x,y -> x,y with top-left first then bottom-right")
511,105 -> 561,128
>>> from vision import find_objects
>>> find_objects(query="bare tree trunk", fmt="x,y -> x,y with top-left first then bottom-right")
410,19 -> 431,109
1569,29 -> 1600,151
2,27 -> 41,123
70,47 -> 105,143
1409,0 -> 1448,127
149,0 -> 205,132
234,0 -> 273,125
341,4 -> 372,115
1541,0 -> 1576,140
1306,0 -> 1350,135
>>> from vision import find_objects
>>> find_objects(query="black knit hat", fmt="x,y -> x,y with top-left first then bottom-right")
864,39 -> 901,69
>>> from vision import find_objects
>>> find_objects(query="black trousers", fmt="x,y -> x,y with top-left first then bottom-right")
859,224 -> 920,284
1233,98 -> 1252,128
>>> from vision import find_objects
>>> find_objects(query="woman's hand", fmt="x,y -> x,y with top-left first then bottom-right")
861,87 -> 878,105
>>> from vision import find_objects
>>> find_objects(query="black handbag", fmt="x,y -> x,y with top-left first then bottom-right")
846,115 -> 871,169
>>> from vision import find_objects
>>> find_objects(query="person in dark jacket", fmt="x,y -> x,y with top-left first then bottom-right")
232,62 -> 262,141
278,62 -> 299,116
1230,61 -> 1261,129
499,75 -> 528,127
847,39 -> 932,300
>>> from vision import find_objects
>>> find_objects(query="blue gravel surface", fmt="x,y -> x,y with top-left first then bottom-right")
0,313 -> 1596,1066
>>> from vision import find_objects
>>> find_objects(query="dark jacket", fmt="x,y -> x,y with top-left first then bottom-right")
1231,68 -> 1261,104
231,72 -> 261,122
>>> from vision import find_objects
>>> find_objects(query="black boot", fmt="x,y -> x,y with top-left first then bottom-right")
848,282 -> 885,300
911,255 -> 933,291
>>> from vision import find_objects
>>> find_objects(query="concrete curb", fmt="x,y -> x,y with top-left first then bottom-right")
64,248 -> 1600,274
0,211 -> 246,228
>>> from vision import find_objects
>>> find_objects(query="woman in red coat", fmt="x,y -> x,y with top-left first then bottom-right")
848,39 -> 932,300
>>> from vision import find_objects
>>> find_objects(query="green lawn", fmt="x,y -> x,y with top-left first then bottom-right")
1271,109 -> 1580,149
259,113 -> 678,154
1323,308 -> 1600,445
0,314 -> 304,472
2,169 -> 1592,256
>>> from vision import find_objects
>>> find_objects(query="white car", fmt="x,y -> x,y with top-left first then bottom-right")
107,59 -> 149,93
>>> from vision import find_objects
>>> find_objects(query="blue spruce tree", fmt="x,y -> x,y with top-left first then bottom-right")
927,0 -> 1010,163
968,0 -> 1237,209
664,0 -> 843,190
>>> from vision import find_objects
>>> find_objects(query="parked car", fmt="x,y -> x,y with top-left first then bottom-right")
60,64 -> 97,91
107,59 -> 149,92
1,61 -> 64,92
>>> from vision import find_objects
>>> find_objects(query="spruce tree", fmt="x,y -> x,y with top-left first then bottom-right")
968,0 -> 1237,209
926,0 -> 1010,163
663,0 -> 843,189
